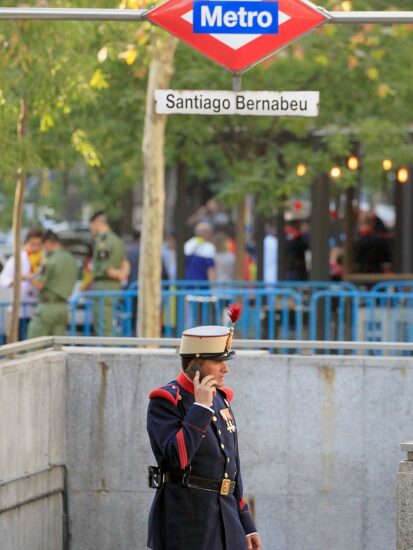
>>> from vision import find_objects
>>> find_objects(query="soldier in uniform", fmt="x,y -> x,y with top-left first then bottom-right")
147,311 -> 262,550
27,230 -> 78,338
89,212 -> 130,336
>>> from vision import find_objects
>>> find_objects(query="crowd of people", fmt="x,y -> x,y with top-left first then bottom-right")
0,199 -> 396,341
329,210 -> 393,281
0,212 -> 131,340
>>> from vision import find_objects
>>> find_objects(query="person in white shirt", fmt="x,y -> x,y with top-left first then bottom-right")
0,228 -> 43,340
263,227 -> 278,284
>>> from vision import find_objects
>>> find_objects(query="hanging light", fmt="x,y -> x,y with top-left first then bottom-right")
397,167 -> 409,184
330,166 -> 342,179
347,155 -> 359,170
382,159 -> 393,171
296,163 -> 307,177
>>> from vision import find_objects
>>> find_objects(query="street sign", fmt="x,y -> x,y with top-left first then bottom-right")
147,0 -> 329,72
155,90 -> 319,116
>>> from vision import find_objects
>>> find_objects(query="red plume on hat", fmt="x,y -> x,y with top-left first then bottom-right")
225,303 -> 242,353
226,303 -> 242,326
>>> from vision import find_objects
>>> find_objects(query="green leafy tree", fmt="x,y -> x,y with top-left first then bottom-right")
0,0 -> 105,341
166,0 -> 413,209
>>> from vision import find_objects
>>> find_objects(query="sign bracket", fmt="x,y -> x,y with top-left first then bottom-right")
232,74 -> 242,93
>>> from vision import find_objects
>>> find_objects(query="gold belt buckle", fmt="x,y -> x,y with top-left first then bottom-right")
220,479 -> 231,496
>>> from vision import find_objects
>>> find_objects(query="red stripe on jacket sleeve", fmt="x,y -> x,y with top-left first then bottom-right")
239,497 -> 247,511
176,429 -> 188,469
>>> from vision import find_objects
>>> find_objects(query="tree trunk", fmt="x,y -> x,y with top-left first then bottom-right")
137,36 -> 178,338
175,160 -> 188,280
276,209 -> 286,281
118,188 -> 134,237
394,172 -> 413,273
310,174 -> 330,281
235,200 -> 246,281
8,98 -> 28,343
343,186 -> 356,276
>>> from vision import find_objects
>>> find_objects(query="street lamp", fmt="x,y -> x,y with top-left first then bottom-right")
347,155 -> 359,170
330,166 -> 342,179
397,167 -> 409,184
296,163 -> 307,176
382,159 -> 393,171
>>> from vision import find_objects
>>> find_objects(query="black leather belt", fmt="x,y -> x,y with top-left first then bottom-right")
164,471 -> 236,496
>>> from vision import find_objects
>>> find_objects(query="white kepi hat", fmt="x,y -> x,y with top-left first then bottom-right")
179,325 -> 236,361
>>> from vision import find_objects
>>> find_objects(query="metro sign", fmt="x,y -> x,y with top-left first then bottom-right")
193,1 -> 279,34
147,0 -> 329,72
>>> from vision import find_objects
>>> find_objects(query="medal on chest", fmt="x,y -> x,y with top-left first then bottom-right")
219,408 -> 236,433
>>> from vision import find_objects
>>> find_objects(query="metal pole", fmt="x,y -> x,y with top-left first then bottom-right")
232,74 -> 242,92
0,7 -> 413,23
0,8 -> 147,21
326,11 -> 413,24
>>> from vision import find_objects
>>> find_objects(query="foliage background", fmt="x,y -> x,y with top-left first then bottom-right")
0,0 -> 412,228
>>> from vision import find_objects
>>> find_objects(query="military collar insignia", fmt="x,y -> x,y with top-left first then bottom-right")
177,371 -> 195,395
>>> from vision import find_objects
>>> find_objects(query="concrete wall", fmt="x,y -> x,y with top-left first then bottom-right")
0,351 -> 67,550
2,347 -> 412,550
397,445 -> 413,550
65,349 -> 413,550
397,459 -> 413,550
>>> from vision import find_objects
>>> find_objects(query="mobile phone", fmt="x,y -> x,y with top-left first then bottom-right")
186,362 -> 202,380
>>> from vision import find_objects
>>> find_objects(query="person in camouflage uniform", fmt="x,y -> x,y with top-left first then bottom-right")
89,212 -> 130,336
27,230 -> 78,338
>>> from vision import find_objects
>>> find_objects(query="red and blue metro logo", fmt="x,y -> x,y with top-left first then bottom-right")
192,1 -> 279,35
147,0 -> 328,72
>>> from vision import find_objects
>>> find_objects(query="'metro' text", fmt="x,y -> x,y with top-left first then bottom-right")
193,0 -> 279,34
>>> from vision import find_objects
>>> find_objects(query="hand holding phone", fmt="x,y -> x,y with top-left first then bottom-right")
193,371 -> 217,408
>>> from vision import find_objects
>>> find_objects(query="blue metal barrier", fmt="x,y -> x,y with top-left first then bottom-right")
0,302 -> 8,344
0,301 -> 39,343
69,290 -> 136,337
309,290 -> 413,354
130,280 -> 357,292
130,280 -> 356,323
3,284 -> 412,354
68,287 -> 303,342
372,281 -> 413,293
162,287 -> 303,341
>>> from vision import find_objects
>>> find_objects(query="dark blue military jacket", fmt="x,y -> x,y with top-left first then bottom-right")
147,371 -> 256,550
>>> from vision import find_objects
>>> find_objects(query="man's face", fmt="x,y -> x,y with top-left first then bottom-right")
26,237 -> 42,254
43,241 -> 56,254
200,359 -> 229,388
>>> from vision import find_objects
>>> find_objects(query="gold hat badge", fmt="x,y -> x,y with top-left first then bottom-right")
225,303 -> 242,353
